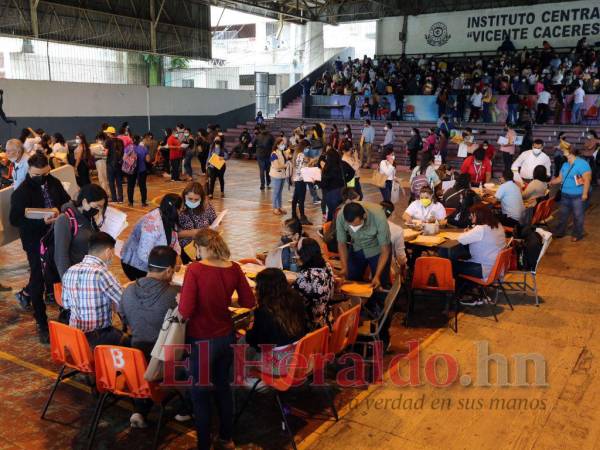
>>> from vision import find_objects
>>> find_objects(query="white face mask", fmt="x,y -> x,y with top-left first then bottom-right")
349,223 -> 363,233
75,138 -> 82,145
532,148 -> 543,155
186,199 -> 201,209
278,144 -> 286,150
384,127 -> 388,131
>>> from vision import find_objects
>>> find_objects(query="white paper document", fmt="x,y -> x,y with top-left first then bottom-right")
300,167 -> 322,183
210,209 -> 228,230
497,136 -> 509,145
100,206 -> 128,239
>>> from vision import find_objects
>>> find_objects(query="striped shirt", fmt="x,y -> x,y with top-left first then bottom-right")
62,255 -> 122,333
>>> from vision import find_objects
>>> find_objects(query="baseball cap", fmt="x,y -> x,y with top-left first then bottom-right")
104,126 -> 116,134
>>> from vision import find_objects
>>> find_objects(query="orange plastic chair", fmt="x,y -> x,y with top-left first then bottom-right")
407,257 -> 458,332
532,198 -> 555,225
328,304 -> 361,355
459,248 -> 514,322
53,283 -> 63,307
444,207 -> 457,217
88,346 -> 166,450
235,327 -> 336,450
41,321 -> 94,419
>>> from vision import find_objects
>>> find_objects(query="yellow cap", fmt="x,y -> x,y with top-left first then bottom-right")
104,126 -> 116,134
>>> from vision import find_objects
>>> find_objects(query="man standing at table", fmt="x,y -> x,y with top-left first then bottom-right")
336,202 -> 391,289
360,119 -> 375,168
511,139 -> 551,184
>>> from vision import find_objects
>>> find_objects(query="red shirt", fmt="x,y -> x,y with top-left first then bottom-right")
167,135 -> 183,160
460,156 -> 491,184
482,144 -> 496,161
179,262 -> 256,339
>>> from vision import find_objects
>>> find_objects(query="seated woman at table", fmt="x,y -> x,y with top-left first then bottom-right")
409,152 -> 441,200
178,228 -> 256,450
442,173 -> 480,228
259,217 -> 306,270
178,182 -> 217,264
403,186 -> 447,226
292,238 -> 335,329
454,204 -> 506,304
522,165 -> 549,204
245,268 -> 308,376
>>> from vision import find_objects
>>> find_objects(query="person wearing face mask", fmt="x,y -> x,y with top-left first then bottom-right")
178,182 -> 217,263
511,139 -> 551,184
403,186 -> 447,225
182,127 -> 196,181
582,130 -> 600,186
73,133 -> 92,187
54,183 -> 108,279
269,138 -> 291,215
499,123 -> 517,171
5,138 -> 29,188
167,128 -> 184,182
62,231 -> 126,348
124,134 -> 150,207
550,146 -> 591,242
207,136 -> 227,199
336,202 -> 392,289
9,151 -> 70,343
381,122 -> 395,152
378,148 -> 397,202
328,124 -> 340,149
406,127 -> 423,170
121,193 -> 182,280
460,148 -> 492,186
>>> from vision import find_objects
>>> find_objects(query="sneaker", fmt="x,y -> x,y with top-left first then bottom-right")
300,216 -> 313,226
15,289 -> 31,311
260,186 -> 265,191
459,298 -> 485,306
174,413 -> 192,422
37,326 -> 50,345
129,413 -> 148,429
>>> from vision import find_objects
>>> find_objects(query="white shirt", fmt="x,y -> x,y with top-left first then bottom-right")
537,91 -> 551,105
458,225 -> 506,278
379,160 -> 396,180
388,220 -> 407,265
574,87 -> 585,104
511,149 -> 551,180
23,136 -> 41,154
405,200 -> 446,222
495,180 -> 525,222
12,154 -> 30,189
470,92 -> 483,108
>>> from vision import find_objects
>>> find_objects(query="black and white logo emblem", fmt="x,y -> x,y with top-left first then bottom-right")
425,22 -> 450,47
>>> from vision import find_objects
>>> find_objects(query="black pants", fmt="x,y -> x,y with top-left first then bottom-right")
350,104 -> 356,119
107,165 -> 123,202
198,148 -> 209,173
208,165 -> 226,195
536,104 -> 549,124
126,171 -> 147,205
292,181 -> 307,218
25,244 -> 47,329
121,261 -> 147,281
171,158 -> 182,181
257,157 -> 271,188
354,178 -> 364,200
409,148 -> 419,170
160,148 -> 170,173
501,151 -> 513,171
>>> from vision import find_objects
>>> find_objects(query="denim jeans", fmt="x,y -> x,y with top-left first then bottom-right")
324,187 -> 343,221
106,165 -> 123,202
188,333 -> 235,450
171,157 -> 182,181
292,180 -> 307,218
482,103 -> 491,123
126,171 -> 147,205
347,248 -> 390,288
507,104 -> 518,124
184,148 -> 195,177
555,193 -> 585,239
571,102 -> 583,124
380,180 -> 392,203
308,182 -> 320,201
271,177 -> 285,209
257,157 -> 271,188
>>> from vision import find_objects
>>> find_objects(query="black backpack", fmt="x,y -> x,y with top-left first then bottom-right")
40,208 -> 78,285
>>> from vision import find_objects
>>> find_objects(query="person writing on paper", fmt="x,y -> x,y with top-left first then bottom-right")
121,194 -> 182,280
62,232 -> 126,347
460,148 -> 491,186
5,139 -> 29,189
454,204 -> 506,305
178,229 -> 255,450
207,136 -> 227,199
550,146 -> 591,242
498,123 -> 517,172
178,182 -> 217,264
380,202 -> 407,278
292,238 -> 335,329
245,268 -> 308,376
378,148 -> 397,203
511,139 -> 551,184
54,184 -> 108,279
336,202 -> 392,289
9,151 -> 70,343
491,169 -> 525,227
403,186 -> 447,226
442,173 -> 480,228
260,217 -> 306,270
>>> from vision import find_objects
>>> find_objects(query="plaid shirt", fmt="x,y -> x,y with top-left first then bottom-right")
62,255 -> 122,333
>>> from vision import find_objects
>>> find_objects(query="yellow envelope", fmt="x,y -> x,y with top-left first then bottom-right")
208,153 -> 225,170
183,242 -> 196,261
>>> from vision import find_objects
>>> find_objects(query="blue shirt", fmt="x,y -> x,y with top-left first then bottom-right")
362,126 -> 375,144
134,144 -> 148,173
560,158 -> 591,196
495,180 -> 525,222
12,155 -> 29,189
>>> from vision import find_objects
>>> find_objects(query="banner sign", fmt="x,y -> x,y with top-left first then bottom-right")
405,0 -> 600,54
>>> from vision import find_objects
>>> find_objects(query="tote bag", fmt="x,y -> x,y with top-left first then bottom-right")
371,171 -> 387,188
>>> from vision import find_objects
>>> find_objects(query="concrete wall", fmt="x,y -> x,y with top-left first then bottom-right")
376,17 -> 406,56
0,79 -> 255,143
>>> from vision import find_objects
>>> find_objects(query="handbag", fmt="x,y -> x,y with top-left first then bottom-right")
144,308 -> 187,382
371,170 -> 388,188
391,181 -> 403,204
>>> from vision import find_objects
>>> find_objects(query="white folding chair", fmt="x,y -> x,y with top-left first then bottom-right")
505,228 -> 552,306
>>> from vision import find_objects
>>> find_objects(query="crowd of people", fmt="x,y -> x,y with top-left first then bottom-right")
309,38 -> 599,125
0,105 -> 596,448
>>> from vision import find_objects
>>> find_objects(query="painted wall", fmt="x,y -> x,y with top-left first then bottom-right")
0,79 -> 255,143
376,17 -> 405,56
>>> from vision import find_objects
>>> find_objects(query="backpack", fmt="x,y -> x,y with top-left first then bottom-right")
40,208 -> 79,285
410,173 -> 430,198
121,144 -> 138,175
